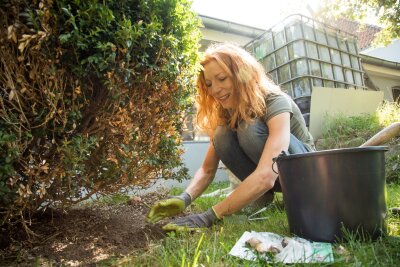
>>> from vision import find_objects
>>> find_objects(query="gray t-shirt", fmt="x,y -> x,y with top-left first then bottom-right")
263,92 -> 315,151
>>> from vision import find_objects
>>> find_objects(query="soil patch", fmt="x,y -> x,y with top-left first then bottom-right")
0,191 -> 172,266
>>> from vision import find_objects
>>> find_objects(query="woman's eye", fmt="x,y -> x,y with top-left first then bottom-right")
205,83 -> 212,87
219,76 -> 226,81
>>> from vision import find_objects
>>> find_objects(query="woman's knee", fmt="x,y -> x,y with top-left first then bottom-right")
213,125 -> 257,180
213,126 -> 237,155
288,134 -> 312,154
237,120 -> 268,160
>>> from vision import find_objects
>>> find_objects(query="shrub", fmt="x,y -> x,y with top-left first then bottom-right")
316,113 -> 382,149
0,0 -> 201,227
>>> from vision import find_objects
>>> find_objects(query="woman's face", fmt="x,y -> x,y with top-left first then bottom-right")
203,59 -> 236,109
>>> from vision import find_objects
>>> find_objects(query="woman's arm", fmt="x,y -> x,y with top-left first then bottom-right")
185,142 -> 220,200
146,142 -> 220,223
213,112 -> 291,217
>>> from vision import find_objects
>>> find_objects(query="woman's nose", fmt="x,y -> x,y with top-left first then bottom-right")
210,83 -> 221,96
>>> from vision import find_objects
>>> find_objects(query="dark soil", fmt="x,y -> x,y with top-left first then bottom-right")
0,191 -> 171,266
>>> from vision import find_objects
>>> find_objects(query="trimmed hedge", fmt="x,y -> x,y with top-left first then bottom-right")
0,0 -> 201,226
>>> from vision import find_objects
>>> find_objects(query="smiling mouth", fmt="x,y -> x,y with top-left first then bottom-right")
218,93 -> 230,102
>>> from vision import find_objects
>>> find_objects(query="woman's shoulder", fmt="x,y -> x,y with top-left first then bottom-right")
263,91 -> 294,122
265,91 -> 292,105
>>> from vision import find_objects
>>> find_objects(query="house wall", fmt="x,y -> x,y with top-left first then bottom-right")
362,63 -> 400,101
200,28 -> 254,47
137,141 -> 228,194
367,74 -> 400,101
177,141 -> 228,187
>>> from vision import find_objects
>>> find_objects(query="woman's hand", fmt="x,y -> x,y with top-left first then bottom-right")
147,143 -> 219,224
162,208 -> 220,231
146,192 -> 191,223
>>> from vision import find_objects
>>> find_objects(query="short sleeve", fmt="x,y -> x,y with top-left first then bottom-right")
263,93 -> 293,122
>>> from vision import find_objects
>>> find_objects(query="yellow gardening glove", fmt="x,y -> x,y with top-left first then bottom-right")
146,192 -> 191,223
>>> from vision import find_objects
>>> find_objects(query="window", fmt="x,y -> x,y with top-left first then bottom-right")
315,29 -> 327,45
244,18 -> 367,92
338,39 -> 347,51
262,34 -> 275,54
312,78 -> 323,87
344,69 -> 354,84
269,70 -> 278,84
278,64 -> 290,83
276,47 -> 289,66
336,82 -> 346,88
348,40 -> 357,54
303,25 -> 315,41
306,42 -> 318,58
310,60 -> 321,76
351,56 -> 360,70
293,78 -> 311,97
341,52 -> 351,68
281,82 -> 293,96
330,49 -> 341,65
392,86 -> 400,102
288,41 -> 305,59
324,80 -> 335,87
262,54 -> 276,71
319,46 -> 330,61
290,59 -> 308,78
353,71 -> 362,85
274,30 -> 286,49
254,41 -> 267,60
321,63 -> 334,79
286,23 -> 302,42
327,34 -> 338,49
333,66 -> 344,82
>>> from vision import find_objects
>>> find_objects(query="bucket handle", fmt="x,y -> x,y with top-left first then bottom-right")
272,151 -> 288,174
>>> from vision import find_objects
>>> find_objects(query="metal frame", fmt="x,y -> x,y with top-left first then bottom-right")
245,14 -> 366,98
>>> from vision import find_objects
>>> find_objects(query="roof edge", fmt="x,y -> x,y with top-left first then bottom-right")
360,54 -> 400,70
198,14 -> 266,31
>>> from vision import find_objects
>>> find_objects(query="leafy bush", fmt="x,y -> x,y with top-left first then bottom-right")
0,0 -> 201,226
317,101 -> 400,184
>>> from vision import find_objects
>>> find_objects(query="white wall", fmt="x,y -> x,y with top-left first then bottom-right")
135,141 -> 228,194
200,28 -> 254,46
362,63 -> 400,101
367,74 -> 400,101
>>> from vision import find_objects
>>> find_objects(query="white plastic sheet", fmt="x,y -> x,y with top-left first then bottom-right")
229,231 -> 334,263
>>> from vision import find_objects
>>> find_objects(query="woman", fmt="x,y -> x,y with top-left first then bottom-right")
147,43 -> 315,230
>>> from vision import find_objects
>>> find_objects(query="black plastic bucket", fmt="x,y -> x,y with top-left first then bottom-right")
274,146 -> 388,242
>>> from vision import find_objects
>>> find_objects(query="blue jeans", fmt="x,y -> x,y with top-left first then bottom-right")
213,119 -> 312,191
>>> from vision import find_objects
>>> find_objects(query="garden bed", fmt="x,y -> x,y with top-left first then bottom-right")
0,191 -> 170,266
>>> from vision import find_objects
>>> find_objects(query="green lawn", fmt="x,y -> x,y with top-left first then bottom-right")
98,103 -> 400,266
102,182 -> 400,266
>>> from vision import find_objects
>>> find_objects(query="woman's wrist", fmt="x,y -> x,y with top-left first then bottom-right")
211,206 -> 223,220
178,192 -> 192,208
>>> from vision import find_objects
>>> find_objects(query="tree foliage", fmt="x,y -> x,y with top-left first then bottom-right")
0,0 -> 201,227
318,0 -> 400,45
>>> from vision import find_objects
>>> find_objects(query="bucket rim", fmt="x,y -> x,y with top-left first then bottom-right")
275,146 -> 389,162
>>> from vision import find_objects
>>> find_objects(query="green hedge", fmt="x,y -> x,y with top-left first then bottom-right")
0,0 -> 201,226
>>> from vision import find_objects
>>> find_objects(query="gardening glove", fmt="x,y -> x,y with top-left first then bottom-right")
146,192 -> 192,223
162,207 -> 221,231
